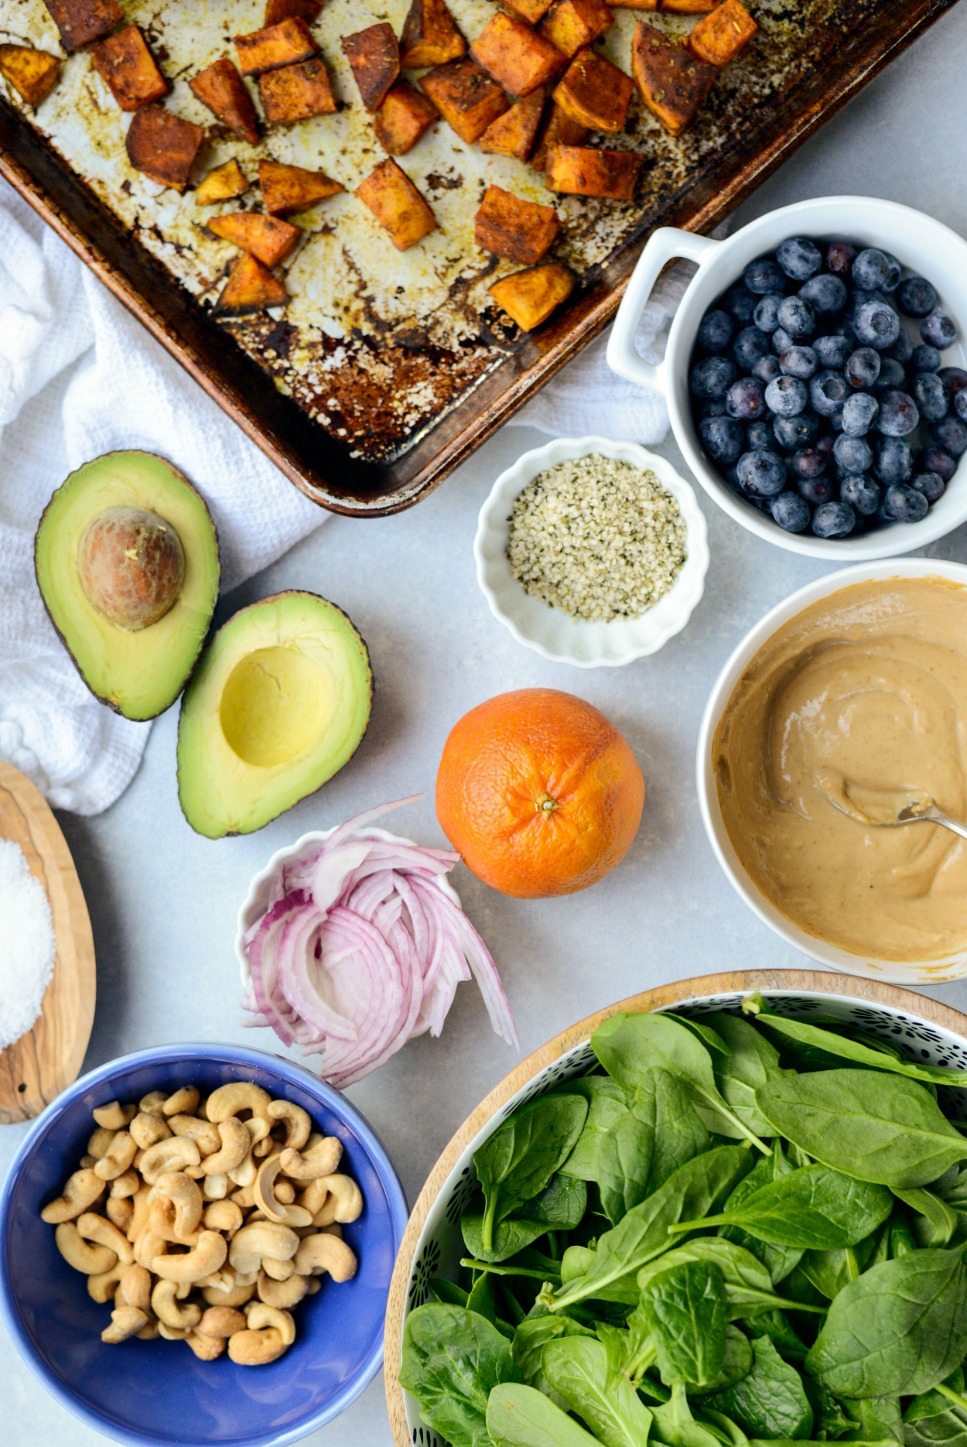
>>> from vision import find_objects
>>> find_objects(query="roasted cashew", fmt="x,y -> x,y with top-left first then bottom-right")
206,1082 -> 272,1123
87,1263 -> 125,1303
305,1277 -> 321,1296
95,1131 -> 137,1181
254,1154 -> 313,1229
92,1100 -> 136,1131
228,1326 -> 287,1366
79,1154 -> 96,1169
279,1136 -> 342,1182
262,1256 -> 296,1282
87,1127 -> 116,1159
203,1173 -> 229,1200
110,1169 -> 140,1200
106,1196 -> 134,1233
198,1306 -> 247,1338
158,1322 -> 191,1341
102,1306 -> 149,1344
130,1112 -> 171,1150
125,1186 -> 152,1243
228,1154 -> 257,1189
185,1330 -> 225,1360
152,1230 -> 228,1285
140,1137 -> 201,1184
77,1212 -> 134,1266
151,1278 -> 202,1331
246,1302 -> 296,1347
55,1222 -> 117,1275
137,1321 -> 160,1341
162,1086 -> 199,1118
229,1221 -> 299,1277
167,1114 -> 221,1157
275,1180 -> 296,1205
244,1116 -> 272,1149
134,1228 -> 170,1270
41,1168 -> 105,1223
203,1200 -> 243,1235
139,1090 -> 167,1113
231,1183 -> 256,1210
267,1100 -> 311,1151
294,1233 -> 357,1282
117,1263 -> 152,1313
312,1174 -> 364,1226
202,1273 -> 256,1309
257,1269 -> 307,1310
201,1118 -> 250,1176
296,1178 -> 329,1219
153,1171 -> 203,1240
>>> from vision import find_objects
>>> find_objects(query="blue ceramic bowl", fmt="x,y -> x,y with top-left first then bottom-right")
0,1042 -> 408,1447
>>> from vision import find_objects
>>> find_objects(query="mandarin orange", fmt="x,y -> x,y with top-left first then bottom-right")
435,688 -> 645,898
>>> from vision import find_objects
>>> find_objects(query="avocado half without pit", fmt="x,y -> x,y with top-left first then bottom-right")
176,592 -> 374,838
35,451 -> 220,720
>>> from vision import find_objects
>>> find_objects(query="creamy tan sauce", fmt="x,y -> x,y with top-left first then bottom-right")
713,576 -> 967,963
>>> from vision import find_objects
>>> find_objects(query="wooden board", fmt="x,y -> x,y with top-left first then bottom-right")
0,761 -> 95,1125
383,967 -> 967,1444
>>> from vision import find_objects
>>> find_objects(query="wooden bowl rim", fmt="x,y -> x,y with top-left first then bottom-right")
383,966 -> 967,1444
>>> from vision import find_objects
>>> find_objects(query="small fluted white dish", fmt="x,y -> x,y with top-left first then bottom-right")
474,435 -> 709,667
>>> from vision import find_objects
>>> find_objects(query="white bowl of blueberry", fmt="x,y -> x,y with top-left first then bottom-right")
608,195 -> 967,556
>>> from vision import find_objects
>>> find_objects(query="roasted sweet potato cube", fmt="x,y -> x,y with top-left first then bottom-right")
490,261 -> 574,330
195,158 -> 249,205
478,88 -> 544,160
662,0 -> 717,12
190,58 -> 260,144
554,47 -> 632,131
631,21 -> 716,134
341,23 -> 399,112
688,0 -> 757,66
531,100 -> 588,168
207,211 -> 301,267
503,0 -> 554,23
475,184 -> 560,264
91,26 -> 168,111
0,44 -> 61,107
41,0 -> 123,52
258,58 -> 336,123
355,158 -> 437,251
419,57 -> 508,143
373,81 -> 438,155
540,0 -> 613,61
546,141 -> 641,197
259,158 -> 342,213
125,106 -> 205,192
400,0 -> 466,68
470,13 -> 566,98
216,253 -> 289,313
264,0 -> 322,22
234,18 -> 316,76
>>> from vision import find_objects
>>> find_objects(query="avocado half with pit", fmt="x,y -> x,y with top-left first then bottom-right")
35,451 -> 220,720
176,591 -> 373,838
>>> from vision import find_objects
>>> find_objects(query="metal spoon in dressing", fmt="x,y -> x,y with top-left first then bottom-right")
814,769 -> 967,841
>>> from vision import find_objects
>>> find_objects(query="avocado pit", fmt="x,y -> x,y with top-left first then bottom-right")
78,506 -> 186,632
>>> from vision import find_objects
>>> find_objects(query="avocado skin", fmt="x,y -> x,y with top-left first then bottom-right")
176,590 -> 374,839
34,451 -> 220,721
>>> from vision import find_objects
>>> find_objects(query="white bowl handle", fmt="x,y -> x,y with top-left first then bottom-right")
607,227 -> 720,393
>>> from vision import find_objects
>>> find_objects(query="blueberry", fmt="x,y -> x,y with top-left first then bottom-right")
771,327 -> 795,356
779,345 -> 817,380
939,367 -> 967,399
733,326 -> 772,370
912,471 -> 946,504
814,335 -> 852,369
873,358 -> 906,391
884,330 -> 914,364
701,398 -> 728,418
798,474 -> 835,506
833,433 -> 873,475
923,446 -> 957,482
845,347 -> 880,388
881,252 -> 902,291
697,308 -> 735,353
800,274 -> 847,315
810,370 -> 849,420
841,392 -> 879,437
790,447 -> 828,479
921,312 -> 958,349
724,285 -> 758,324
690,355 -> 737,398
882,483 -> 929,523
852,247 -> 894,291
931,416 -> 967,457
752,355 -> 782,385
773,413 -> 820,450
912,344 -> 942,373
812,501 -> 856,538
726,376 -> 766,420
765,375 -> 808,417
815,433 -> 835,459
912,372 -> 948,423
877,390 -> 920,437
737,449 -> 787,497
854,299 -> 901,350
746,420 -> 774,451
770,490 -> 812,532
896,275 -> 938,318
753,294 -> 785,333
777,295 -> 816,341
840,473 -> 882,516
774,236 -> 821,282
955,389 -> 967,423
699,415 -> 745,465
744,257 -> 787,295
826,240 -> 857,276
875,436 -> 914,484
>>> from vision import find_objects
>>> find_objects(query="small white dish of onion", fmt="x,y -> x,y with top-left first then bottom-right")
235,797 -> 518,1089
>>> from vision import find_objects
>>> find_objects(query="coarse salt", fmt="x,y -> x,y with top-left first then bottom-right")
0,838 -> 56,1052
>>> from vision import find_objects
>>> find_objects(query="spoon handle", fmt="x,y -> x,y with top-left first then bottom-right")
925,810 -> 967,843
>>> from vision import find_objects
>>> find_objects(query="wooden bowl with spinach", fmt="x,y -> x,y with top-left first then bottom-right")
384,970 -> 967,1447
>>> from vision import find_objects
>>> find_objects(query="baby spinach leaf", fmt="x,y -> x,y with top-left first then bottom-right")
806,1248 -> 967,1397
721,1146 -> 803,1284
637,1237 -> 823,1321
468,1270 -> 500,1323
476,1096 -> 589,1251
430,1277 -> 471,1307
755,1012 -> 967,1091
665,1013 -> 731,1057
512,1312 -> 595,1399
670,1165 -> 893,1250
843,1396 -> 904,1443
704,1013 -> 787,1138
653,1380 -> 725,1447
905,1409 -> 967,1447
746,1311 -> 808,1362
706,1336 -> 814,1440
559,1244 -> 640,1305
640,1259 -> 728,1388
634,1071 -> 712,1198
542,1336 -> 654,1447
399,1303 -> 523,1447
894,1188 -> 962,1248
690,1325 -> 755,1395
797,1230 -> 881,1300
548,1146 -> 752,1312
906,1372 -> 967,1425
755,1071 -> 967,1188
464,1175 -> 590,1263
486,1382 -> 605,1447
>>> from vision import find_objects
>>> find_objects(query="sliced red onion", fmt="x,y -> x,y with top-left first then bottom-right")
240,798 -> 517,1085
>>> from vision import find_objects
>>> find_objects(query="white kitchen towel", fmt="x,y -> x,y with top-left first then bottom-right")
0,176 -> 683,816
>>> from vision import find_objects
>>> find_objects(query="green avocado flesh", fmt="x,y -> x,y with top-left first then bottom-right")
176,591 -> 373,838
34,451 -> 220,721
